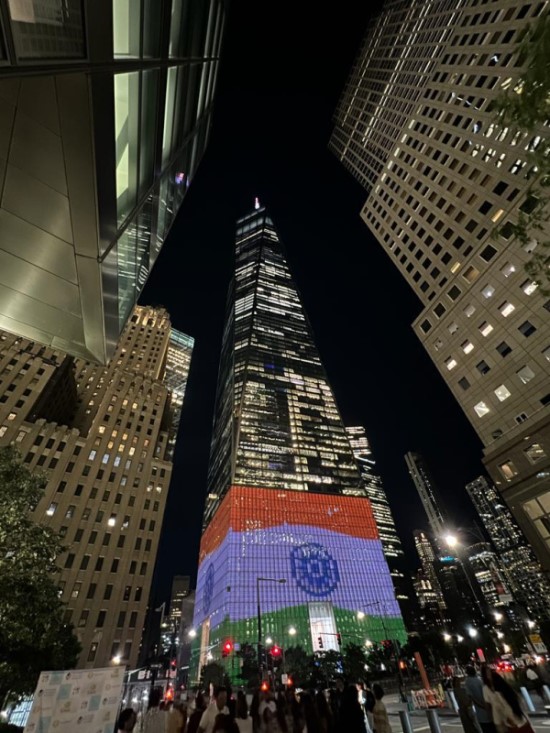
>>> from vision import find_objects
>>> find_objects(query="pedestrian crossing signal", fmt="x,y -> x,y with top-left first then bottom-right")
222,640 -> 233,657
318,636 -> 324,649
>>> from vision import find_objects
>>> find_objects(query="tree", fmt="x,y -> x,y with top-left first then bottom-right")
200,662 -> 226,690
342,643 -> 368,683
491,11 -> 550,294
0,446 -> 80,704
236,644 -> 259,687
284,646 -> 314,688
312,650 -> 342,688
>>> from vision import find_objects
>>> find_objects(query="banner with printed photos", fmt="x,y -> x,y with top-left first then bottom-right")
24,666 -> 125,733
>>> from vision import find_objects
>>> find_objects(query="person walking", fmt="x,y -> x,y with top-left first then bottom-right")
315,690 -> 334,733
372,684 -> 391,733
117,709 -> 138,733
453,676 -> 482,733
464,666 -> 497,733
337,685 -> 366,733
198,688 -> 230,733
492,672 -> 533,733
187,694 -> 208,733
235,692 -> 253,733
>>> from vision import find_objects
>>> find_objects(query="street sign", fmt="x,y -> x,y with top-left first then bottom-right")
529,634 -> 547,653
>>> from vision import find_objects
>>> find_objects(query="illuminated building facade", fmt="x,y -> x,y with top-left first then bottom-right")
0,0 -> 225,363
464,542 -> 513,610
466,475 -> 550,620
346,426 -> 408,606
330,0 -> 550,572
413,530 -> 447,620
192,206 -> 405,676
0,305 -> 193,668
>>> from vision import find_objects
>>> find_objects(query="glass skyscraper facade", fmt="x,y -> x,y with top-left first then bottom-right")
466,475 -> 550,621
0,0 -> 225,363
192,206 -> 405,677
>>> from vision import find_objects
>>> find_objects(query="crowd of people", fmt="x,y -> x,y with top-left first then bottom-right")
116,679 -> 391,733
116,662 -> 541,733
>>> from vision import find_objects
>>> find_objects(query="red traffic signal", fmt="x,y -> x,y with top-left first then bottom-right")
270,645 -> 282,657
222,640 -> 234,657
260,681 -> 269,692
336,633 -> 342,646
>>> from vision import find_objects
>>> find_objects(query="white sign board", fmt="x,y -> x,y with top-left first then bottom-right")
24,667 -> 125,733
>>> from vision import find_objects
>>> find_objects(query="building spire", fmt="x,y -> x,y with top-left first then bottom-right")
254,196 -> 260,210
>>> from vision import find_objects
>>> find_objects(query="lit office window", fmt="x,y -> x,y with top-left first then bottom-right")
114,72 -> 140,225
8,0 -> 85,60
113,0 -> 141,58
525,443 -> 547,465
498,461 -> 518,481
474,401 -> 490,417
494,384 -> 511,402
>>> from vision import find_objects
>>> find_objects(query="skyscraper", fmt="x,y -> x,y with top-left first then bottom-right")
405,452 -> 447,539
0,0 -> 225,363
413,530 -> 447,626
346,426 -> 408,603
192,205 -> 405,676
466,475 -> 550,620
330,0 -> 550,570
464,542 -> 513,610
0,305 -> 193,668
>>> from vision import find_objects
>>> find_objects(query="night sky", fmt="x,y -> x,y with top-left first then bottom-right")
140,0 -> 484,605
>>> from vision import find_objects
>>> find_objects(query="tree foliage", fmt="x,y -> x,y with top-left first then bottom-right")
341,643 -> 368,683
284,646 -> 315,688
0,446 -> 80,704
492,12 -> 550,293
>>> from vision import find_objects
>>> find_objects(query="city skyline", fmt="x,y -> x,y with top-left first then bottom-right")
141,0 -> 485,604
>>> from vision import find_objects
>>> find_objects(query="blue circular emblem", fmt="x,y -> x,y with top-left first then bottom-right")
203,563 -> 215,615
290,542 -> 340,597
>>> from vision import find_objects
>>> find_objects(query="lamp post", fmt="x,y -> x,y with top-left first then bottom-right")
257,577 -> 286,677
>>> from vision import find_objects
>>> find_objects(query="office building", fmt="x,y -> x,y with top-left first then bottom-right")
0,305 -> 193,668
0,0 -> 226,363
192,204 -> 405,678
346,426 -> 408,605
466,475 -> 550,620
413,530 -> 447,618
405,452 -> 447,539
331,0 -> 550,570
464,542 -> 513,609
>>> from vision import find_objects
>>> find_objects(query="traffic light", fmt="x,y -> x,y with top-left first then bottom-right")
260,681 -> 269,692
336,633 -> 342,646
270,645 -> 282,657
222,640 -> 234,657
318,636 -> 324,649
170,658 -> 177,669
399,660 -> 407,670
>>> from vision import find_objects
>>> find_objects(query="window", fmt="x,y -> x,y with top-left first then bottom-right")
496,342 -> 512,357
123,585 -> 132,601
521,279 -> 538,295
88,642 -> 98,662
65,505 -> 75,519
474,401 -> 490,417
515,413 -> 528,424
517,365 -> 535,384
543,346 -> 550,362
46,502 -> 57,516
462,265 -> 479,283
96,611 -> 106,628
86,583 -> 97,600
525,443 -> 547,465
500,262 -> 516,278
494,384 -> 511,402
434,303 -> 446,318
71,582 -> 82,599
498,460 -> 518,480
481,284 -> 495,299
80,555 -> 90,570
464,304 -> 476,318
117,611 -> 126,628
78,610 -> 89,628
499,301 -> 515,317
479,321 -> 493,337
518,321 -> 536,337
480,244 -> 497,262
104,584 -> 113,600
129,611 -> 138,628
476,360 -> 490,375
458,377 -> 470,391
461,340 -> 474,354
64,554 -> 75,569
448,285 -> 461,301
420,319 -> 432,334
448,322 -> 459,335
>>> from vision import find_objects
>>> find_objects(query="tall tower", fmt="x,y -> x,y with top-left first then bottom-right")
0,0 -> 226,363
413,530 -> 447,626
346,427 -> 408,603
466,476 -> 550,620
405,452 -> 447,539
330,0 -> 550,572
192,205 -> 405,675
0,305 -> 193,668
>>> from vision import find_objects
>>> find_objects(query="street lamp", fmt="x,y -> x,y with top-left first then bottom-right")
188,628 -> 197,639
441,532 -> 486,620
494,612 -> 503,623
265,637 -> 273,645
288,626 -> 297,637
443,633 -> 452,642
257,577 -> 286,675
468,627 -> 478,638
112,655 -> 122,665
